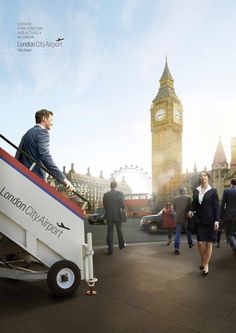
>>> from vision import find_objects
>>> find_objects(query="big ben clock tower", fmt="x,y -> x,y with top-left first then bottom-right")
151,58 -> 183,208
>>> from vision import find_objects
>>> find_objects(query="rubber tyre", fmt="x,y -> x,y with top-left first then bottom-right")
147,222 -> 159,234
47,260 -> 81,297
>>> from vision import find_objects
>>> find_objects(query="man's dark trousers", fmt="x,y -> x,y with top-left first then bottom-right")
107,220 -> 125,254
225,218 -> 236,251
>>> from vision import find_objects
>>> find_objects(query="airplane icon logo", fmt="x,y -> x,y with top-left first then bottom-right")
56,37 -> 64,42
57,222 -> 70,230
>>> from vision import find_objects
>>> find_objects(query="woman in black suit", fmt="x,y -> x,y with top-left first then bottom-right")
188,171 -> 220,276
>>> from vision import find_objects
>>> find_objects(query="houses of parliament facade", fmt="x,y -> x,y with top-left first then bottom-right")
151,59 -> 236,210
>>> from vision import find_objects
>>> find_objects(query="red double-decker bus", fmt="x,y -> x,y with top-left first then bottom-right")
124,193 -> 153,218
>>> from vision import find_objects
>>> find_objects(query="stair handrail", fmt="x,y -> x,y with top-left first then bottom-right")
0,133 -> 90,209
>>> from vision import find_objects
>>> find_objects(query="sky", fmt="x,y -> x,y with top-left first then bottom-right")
0,0 -> 236,193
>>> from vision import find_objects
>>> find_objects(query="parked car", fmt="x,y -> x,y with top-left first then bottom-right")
139,209 -> 175,234
88,207 -> 107,225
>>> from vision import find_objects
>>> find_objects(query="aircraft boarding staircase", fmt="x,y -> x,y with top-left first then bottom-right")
0,134 -> 97,296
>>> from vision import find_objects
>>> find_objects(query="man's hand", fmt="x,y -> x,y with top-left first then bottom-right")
64,179 -> 75,192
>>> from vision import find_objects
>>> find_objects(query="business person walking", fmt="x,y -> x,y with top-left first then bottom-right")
220,178 -> 236,254
103,181 -> 126,255
188,171 -> 219,276
173,187 -> 194,255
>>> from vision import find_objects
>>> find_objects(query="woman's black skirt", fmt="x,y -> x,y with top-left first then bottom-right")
196,223 -> 217,242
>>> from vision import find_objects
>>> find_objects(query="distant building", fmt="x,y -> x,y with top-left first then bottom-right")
150,58 -> 183,209
150,59 -> 236,209
62,164 -> 132,211
211,137 -> 236,198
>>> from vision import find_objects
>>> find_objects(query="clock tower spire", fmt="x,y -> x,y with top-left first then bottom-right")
151,59 -> 183,209
153,57 -> 177,101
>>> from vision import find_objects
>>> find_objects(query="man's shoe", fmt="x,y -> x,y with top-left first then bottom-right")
166,240 -> 171,246
106,248 -> 113,255
189,242 -> 195,248
119,243 -> 127,250
174,249 -> 180,255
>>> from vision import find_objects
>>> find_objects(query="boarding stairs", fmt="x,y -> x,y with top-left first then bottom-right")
0,134 -> 97,296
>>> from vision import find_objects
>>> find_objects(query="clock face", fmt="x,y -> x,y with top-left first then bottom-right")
154,109 -> 166,122
173,108 -> 181,123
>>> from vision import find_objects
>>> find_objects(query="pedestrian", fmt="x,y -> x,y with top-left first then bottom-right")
173,187 -> 194,255
103,180 -> 126,255
15,109 -> 74,191
188,171 -> 220,276
162,202 -> 175,246
220,178 -> 236,254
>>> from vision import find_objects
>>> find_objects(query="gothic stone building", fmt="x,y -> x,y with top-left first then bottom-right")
151,59 -> 236,210
64,164 -> 132,212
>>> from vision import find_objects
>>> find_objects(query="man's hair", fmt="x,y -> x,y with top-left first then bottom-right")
35,109 -> 53,124
179,187 -> 187,195
110,180 -> 117,189
231,178 -> 236,186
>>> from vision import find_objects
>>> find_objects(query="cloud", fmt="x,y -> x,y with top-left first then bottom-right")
65,10 -> 103,97
121,0 -> 140,29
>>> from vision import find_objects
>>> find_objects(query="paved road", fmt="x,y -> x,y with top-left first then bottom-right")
85,217 -> 178,247
85,217 -> 226,248
0,241 -> 234,333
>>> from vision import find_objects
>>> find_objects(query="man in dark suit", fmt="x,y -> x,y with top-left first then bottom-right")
103,181 -> 126,255
15,109 -> 74,191
220,178 -> 236,254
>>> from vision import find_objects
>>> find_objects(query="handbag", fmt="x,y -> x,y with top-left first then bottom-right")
187,214 -> 199,234
120,208 -> 127,222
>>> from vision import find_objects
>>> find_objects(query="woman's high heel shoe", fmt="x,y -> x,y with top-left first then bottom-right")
203,265 -> 209,276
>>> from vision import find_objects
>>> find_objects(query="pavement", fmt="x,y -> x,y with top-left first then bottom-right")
0,240 -> 236,333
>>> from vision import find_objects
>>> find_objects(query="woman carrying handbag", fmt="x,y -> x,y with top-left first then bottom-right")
188,171 -> 220,276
